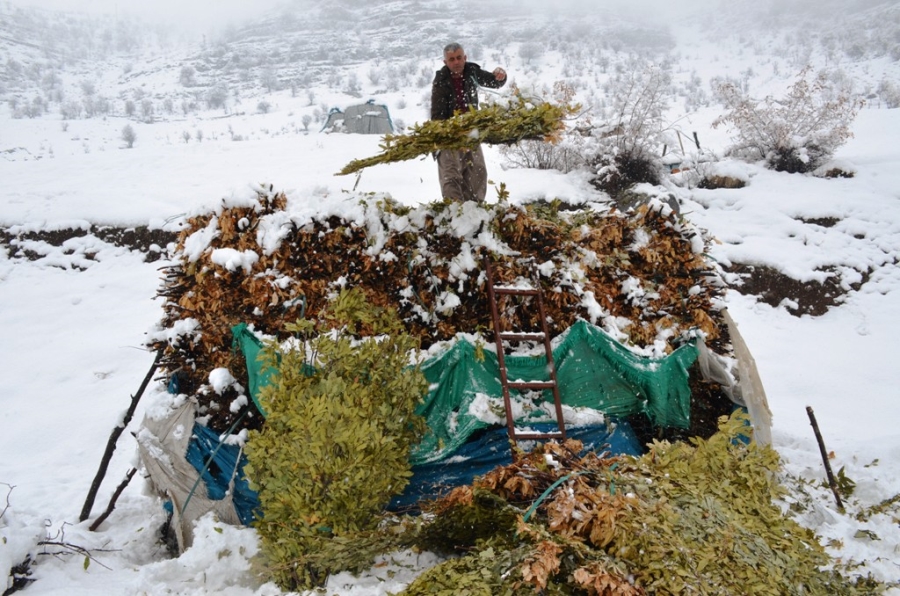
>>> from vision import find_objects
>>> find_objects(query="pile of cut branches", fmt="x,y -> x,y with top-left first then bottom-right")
149,189 -> 726,433
399,412 -> 885,595
239,412 -> 885,594
337,96 -> 575,175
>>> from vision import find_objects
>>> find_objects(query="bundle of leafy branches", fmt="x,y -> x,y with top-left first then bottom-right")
337,95 -> 575,175
244,288 -> 430,590
149,188 -> 727,434
243,410 -> 885,594
396,412 -> 885,595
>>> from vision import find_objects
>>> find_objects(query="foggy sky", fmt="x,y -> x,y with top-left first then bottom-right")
8,0 -> 757,33
8,0 -> 287,31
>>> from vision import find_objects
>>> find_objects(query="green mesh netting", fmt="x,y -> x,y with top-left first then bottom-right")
231,320 -> 698,465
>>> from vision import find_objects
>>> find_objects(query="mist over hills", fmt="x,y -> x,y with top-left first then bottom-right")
1,0 -> 898,142
3,2 -> 900,594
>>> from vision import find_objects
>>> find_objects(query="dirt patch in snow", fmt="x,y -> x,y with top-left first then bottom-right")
0,225 -> 177,263
725,263 -> 869,316
1,225 -> 864,316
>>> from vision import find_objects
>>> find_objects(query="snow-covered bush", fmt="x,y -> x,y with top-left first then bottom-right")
499,69 -> 672,194
499,81 -> 589,173
121,124 -> 136,148
713,67 -> 863,173
876,78 -> 900,109
588,64 -> 672,196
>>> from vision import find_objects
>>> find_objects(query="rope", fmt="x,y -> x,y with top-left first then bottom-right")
181,410 -> 249,517
522,462 -> 620,522
523,470 -> 589,523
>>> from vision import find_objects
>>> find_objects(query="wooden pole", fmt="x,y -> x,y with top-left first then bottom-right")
89,467 -> 137,531
806,406 -> 844,511
79,348 -> 163,522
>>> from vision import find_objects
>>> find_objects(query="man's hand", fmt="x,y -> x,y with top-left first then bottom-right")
493,67 -> 507,82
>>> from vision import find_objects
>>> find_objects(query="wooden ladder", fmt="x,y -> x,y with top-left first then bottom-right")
483,256 -> 566,446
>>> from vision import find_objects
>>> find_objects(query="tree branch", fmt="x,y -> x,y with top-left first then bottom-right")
89,467 -> 137,531
80,348 -> 163,522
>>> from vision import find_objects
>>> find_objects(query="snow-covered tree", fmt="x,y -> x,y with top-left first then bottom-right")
713,67 -> 863,173
588,63 -> 672,195
121,124 -> 136,148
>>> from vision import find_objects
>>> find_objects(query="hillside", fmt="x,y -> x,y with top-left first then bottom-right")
1,0 -> 900,594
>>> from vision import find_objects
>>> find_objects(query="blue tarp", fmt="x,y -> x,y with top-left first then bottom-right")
387,420 -> 642,511
184,424 -> 258,525
184,418 -> 642,520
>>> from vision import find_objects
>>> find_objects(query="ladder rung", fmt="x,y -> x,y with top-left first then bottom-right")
499,332 -> 546,341
485,255 -> 567,449
494,287 -> 539,296
509,381 -> 556,390
512,431 -> 565,441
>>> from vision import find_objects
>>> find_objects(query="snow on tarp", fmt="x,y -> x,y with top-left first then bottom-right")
138,314 -> 771,546
136,401 -> 244,552
320,99 -> 394,134
232,318 -> 700,465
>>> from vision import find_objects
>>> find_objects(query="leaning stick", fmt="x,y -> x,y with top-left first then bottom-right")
806,406 -> 844,511
79,348 -> 163,522
89,467 -> 137,531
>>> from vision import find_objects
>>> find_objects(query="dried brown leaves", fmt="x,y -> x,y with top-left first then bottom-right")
152,191 -> 725,431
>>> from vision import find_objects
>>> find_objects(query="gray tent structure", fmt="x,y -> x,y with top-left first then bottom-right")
321,99 -> 394,134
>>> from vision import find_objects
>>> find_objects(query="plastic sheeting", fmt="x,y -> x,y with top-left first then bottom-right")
232,319 -> 700,465
388,420 -> 643,511
138,318 -> 740,546
136,401 -> 243,551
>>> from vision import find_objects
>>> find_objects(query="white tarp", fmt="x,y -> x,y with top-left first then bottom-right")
136,400 -> 242,552
321,100 -> 393,134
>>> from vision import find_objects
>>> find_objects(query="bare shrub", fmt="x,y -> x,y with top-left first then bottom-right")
141,99 -> 154,122
712,67 -> 863,174
121,124 -> 137,148
519,41 -> 541,65
206,85 -> 228,110
588,64 -> 671,195
877,78 -> 900,108
499,81 -> 589,174
500,138 -> 586,172
60,100 -> 82,120
179,66 -> 196,87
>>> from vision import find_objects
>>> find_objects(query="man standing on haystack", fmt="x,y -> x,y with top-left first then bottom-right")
431,42 -> 507,203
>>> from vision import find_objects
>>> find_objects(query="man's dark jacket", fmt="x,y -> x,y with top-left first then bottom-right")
431,62 -> 506,121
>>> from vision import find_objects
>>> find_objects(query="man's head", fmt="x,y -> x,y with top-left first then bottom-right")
443,43 -> 466,76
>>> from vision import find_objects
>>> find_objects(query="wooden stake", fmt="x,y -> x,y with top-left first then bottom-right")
89,468 -> 137,531
80,348 -> 163,522
806,406 -> 844,511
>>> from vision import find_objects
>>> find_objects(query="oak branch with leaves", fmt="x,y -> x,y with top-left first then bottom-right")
337,97 -> 577,176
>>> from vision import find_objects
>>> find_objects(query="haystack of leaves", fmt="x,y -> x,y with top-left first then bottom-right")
149,188 -> 726,434
337,96 -> 575,175
399,412 -> 885,595
241,412 -> 885,594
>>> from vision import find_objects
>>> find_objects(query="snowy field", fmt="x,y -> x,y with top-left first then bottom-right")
2,3 -> 900,594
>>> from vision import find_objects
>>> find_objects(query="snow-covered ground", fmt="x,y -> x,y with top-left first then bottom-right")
2,3 -> 900,594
